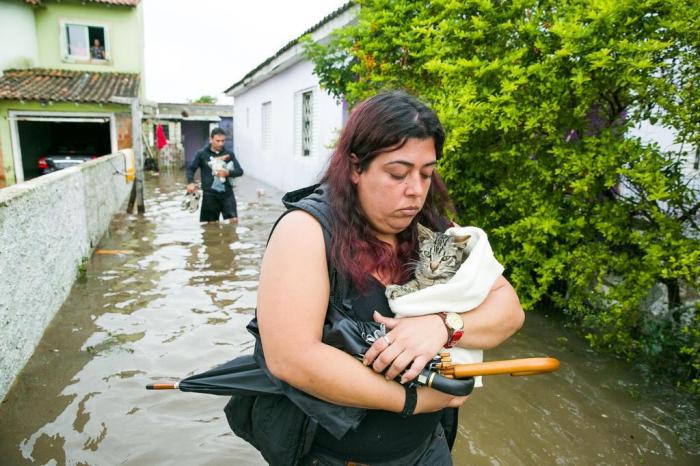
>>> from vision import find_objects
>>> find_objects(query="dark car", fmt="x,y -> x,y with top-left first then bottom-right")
38,146 -> 99,174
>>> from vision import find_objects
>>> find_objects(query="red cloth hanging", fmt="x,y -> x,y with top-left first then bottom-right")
156,124 -> 168,150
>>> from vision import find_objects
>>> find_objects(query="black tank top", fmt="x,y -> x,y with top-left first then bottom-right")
312,277 -> 443,462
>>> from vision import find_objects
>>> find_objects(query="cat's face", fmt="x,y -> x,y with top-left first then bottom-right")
415,228 -> 469,280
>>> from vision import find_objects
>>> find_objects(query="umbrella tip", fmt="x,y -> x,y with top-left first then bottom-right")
146,382 -> 179,390
146,383 -> 177,390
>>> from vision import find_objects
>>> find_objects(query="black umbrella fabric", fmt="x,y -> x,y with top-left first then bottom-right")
146,354 -> 281,396
146,298 -> 474,438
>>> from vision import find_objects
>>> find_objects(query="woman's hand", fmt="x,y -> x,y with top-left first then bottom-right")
363,311 -> 448,383
415,387 -> 469,414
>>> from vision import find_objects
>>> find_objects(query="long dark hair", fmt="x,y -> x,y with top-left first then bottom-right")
320,90 -> 454,288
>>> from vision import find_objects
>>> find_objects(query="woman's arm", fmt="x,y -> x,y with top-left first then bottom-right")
455,275 -> 524,349
365,276 -> 524,383
256,210 -> 467,412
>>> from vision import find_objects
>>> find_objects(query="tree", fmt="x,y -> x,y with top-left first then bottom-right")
191,95 -> 217,104
306,0 -> 700,392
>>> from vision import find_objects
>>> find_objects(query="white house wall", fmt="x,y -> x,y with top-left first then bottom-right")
628,121 -> 699,192
233,60 -> 343,192
0,0 -> 38,72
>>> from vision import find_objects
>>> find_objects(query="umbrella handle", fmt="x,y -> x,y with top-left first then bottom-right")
446,357 -> 560,379
414,368 -> 474,396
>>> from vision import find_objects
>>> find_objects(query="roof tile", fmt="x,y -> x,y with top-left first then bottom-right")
0,68 -> 140,103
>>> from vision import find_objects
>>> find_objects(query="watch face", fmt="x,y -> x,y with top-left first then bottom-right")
446,312 -> 464,331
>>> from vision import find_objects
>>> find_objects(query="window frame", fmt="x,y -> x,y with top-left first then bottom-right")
261,101 -> 272,151
60,19 -> 111,63
294,87 -> 315,158
301,90 -> 313,157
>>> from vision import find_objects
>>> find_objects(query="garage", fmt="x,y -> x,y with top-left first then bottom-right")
11,113 -> 114,181
0,68 -> 139,186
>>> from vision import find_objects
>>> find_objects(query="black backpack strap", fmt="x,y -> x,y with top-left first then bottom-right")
279,184 -> 347,307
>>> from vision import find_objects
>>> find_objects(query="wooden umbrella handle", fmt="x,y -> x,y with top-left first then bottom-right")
450,357 -> 560,378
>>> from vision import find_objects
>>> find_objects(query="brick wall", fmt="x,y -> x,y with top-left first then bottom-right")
116,112 -> 133,150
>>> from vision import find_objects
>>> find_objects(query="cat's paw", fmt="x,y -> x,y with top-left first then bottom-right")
385,285 -> 404,301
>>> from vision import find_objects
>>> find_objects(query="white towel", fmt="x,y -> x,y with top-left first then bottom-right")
388,226 -> 504,387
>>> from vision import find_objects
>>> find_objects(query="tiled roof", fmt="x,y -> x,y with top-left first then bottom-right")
25,0 -> 140,6
225,1 -> 355,94
0,68 -> 140,103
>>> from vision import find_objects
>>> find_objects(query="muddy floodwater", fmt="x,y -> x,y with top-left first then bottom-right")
1,170 -> 698,466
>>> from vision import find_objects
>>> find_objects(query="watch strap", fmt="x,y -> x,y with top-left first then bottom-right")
438,312 -> 455,347
439,312 -> 464,348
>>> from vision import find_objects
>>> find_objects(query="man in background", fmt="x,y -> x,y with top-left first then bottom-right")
186,128 -> 243,223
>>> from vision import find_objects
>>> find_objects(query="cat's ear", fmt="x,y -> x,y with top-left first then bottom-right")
417,223 -> 433,241
452,233 -> 471,250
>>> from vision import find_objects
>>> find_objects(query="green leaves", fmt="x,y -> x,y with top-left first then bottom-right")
307,0 -> 700,394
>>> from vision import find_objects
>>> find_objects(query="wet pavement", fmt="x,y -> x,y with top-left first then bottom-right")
0,169 -> 698,465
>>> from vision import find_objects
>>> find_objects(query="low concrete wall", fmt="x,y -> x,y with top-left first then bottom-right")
0,151 -> 134,401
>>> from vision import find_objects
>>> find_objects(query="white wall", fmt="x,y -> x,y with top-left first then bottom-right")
0,0 -> 38,72
233,60 -> 343,192
0,152 -> 133,401
628,121 -> 699,192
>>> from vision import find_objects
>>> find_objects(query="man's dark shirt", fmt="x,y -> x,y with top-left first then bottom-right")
186,145 -> 243,195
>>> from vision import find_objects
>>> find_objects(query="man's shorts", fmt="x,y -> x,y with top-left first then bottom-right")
200,191 -> 238,222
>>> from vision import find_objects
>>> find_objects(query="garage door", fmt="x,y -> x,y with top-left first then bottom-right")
11,114 -> 113,182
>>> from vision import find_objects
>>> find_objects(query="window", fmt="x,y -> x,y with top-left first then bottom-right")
261,101 -> 272,150
62,21 -> 109,61
294,88 -> 314,157
301,91 -> 313,156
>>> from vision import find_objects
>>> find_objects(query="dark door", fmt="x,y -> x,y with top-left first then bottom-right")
182,121 -> 210,167
219,117 -> 234,153
18,119 -> 111,180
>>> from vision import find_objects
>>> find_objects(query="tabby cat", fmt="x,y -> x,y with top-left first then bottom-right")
385,224 -> 471,300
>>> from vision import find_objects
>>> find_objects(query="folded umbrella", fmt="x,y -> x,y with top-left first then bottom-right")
147,354 -> 281,396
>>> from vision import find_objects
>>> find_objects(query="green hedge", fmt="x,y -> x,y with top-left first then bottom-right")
305,0 -> 700,393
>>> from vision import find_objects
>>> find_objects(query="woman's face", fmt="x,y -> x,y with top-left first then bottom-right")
351,137 -> 437,244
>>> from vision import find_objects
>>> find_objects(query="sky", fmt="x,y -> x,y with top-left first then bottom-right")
143,0 -> 349,105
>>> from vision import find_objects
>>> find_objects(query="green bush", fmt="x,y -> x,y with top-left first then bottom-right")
306,0 -> 700,393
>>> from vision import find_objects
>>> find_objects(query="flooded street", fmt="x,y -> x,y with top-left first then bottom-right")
0,170 -> 697,466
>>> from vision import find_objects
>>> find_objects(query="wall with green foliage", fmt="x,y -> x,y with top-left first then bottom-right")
305,0 -> 700,393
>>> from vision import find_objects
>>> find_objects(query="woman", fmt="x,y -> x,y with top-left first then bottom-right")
256,91 -> 524,465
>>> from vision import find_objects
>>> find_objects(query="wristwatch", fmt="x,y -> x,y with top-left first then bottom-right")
438,312 -> 464,348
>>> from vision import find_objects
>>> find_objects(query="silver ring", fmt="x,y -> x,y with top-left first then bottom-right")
383,335 -> 392,345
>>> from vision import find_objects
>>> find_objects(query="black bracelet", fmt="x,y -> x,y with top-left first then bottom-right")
401,384 -> 418,418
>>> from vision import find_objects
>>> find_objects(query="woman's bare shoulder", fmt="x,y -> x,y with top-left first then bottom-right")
273,209 -> 323,235
267,210 -> 326,255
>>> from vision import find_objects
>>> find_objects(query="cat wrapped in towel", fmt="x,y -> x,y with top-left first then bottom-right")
208,157 -> 235,193
385,224 -> 504,387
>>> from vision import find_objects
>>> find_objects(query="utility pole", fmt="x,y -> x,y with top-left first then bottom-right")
126,96 -> 145,214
